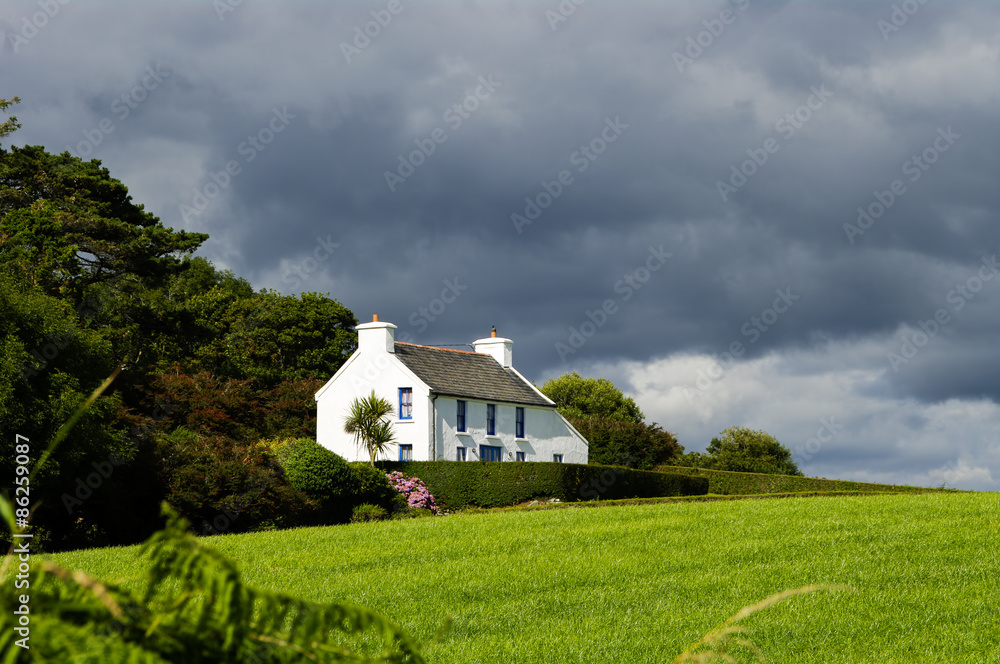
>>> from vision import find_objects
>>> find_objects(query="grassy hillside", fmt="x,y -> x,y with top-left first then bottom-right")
53,493 -> 999,663
656,464 -> 944,495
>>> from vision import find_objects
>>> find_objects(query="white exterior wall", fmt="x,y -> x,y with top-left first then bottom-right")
433,397 -> 588,463
315,319 -> 589,464
315,347 -> 436,463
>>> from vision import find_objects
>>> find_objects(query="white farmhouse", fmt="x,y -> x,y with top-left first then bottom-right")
315,316 -> 589,464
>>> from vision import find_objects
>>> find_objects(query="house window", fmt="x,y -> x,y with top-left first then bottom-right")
480,445 -> 502,462
486,404 -> 496,436
457,446 -> 466,461
553,454 -> 563,463
399,444 -> 413,461
456,400 -> 466,432
399,388 -> 412,420
515,451 -> 525,462
515,407 -> 525,438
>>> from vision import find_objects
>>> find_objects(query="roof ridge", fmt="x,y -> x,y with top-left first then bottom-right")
395,341 -> 481,355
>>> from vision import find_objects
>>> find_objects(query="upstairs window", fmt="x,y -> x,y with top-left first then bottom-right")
399,388 -> 412,420
486,404 -> 496,436
515,407 -> 525,438
457,400 -> 466,432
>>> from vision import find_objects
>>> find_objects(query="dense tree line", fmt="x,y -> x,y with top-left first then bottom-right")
1,102 -> 357,550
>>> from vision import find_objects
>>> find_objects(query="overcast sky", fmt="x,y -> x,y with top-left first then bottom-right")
4,0 -> 999,490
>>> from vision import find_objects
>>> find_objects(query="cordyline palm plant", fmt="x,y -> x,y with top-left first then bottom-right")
343,390 -> 398,467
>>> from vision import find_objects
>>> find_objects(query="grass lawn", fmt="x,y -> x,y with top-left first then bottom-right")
53,492 -> 1000,663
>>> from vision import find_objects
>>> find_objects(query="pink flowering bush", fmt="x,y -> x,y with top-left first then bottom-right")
385,471 -> 437,514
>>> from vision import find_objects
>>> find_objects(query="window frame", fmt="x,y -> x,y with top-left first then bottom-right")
399,444 -> 413,461
456,446 -> 467,461
398,388 -> 413,420
486,403 -> 496,436
515,407 -> 525,438
480,445 -> 502,462
553,454 -> 563,463
515,451 -> 526,462
456,400 -> 466,432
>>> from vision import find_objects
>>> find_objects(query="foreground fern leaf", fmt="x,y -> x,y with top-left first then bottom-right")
0,503 -> 428,663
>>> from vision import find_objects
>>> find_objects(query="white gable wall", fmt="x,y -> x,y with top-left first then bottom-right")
316,344 -> 435,462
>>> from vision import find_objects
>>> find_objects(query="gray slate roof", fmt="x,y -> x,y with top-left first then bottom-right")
393,343 -> 553,407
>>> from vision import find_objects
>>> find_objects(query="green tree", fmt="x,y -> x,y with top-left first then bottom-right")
541,372 -> 682,469
0,146 -> 207,300
0,97 -> 20,142
569,416 -> 682,470
0,270 -> 134,549
540,371 -> 644,423
684,426 -> 802,476
343,391 -> 397,467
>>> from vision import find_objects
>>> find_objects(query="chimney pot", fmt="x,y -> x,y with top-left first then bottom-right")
373,313 -> 379,322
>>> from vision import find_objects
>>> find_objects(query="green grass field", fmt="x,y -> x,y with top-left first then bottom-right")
53,493 -> 1000,663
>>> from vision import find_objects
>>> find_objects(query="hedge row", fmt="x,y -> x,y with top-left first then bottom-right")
377,461 -> 708,510
655,465 -> 940,495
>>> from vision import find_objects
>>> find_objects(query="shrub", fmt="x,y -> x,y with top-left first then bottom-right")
352,462 -> 399,511
378,461 -> 707,510
281,439 -> 361,523
386,471 -> 437,514
350,503 -> 389,523
156,428 -> 314,535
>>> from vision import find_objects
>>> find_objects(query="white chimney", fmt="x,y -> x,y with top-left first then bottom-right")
473,326 -> 512,368
356,314 -> 396,354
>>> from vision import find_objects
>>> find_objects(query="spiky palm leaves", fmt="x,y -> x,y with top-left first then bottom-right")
343,391 -> 397,467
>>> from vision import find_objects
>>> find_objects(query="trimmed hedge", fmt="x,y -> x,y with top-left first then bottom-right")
656,465 -> 941,495
377,461 -> 708,510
